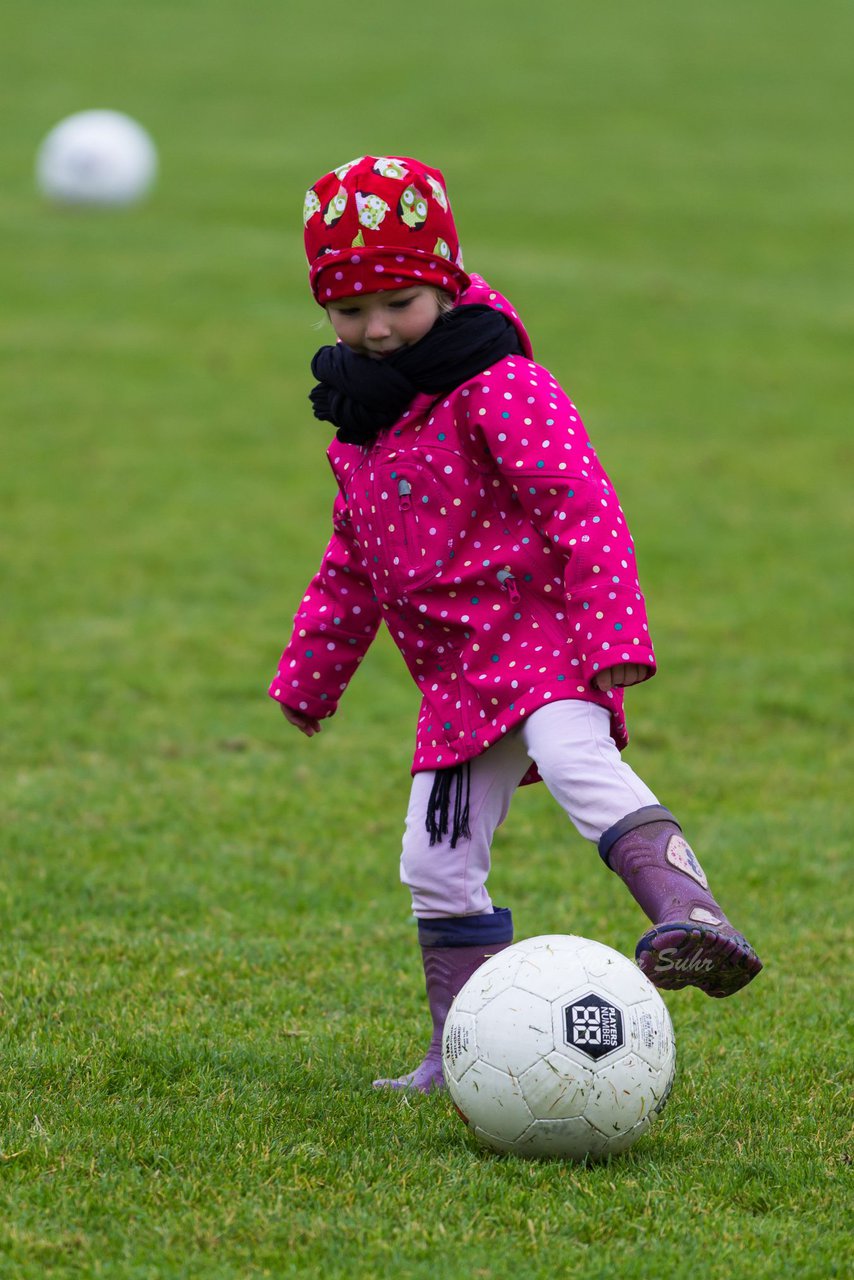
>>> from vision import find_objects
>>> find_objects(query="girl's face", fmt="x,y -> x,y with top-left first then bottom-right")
326,286 -> 443,359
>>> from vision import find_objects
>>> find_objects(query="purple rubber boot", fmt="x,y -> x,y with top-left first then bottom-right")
599,807 -> 762,998
373,908 -> 513,1093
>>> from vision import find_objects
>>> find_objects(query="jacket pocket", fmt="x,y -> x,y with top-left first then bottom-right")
377,455 -> 473,592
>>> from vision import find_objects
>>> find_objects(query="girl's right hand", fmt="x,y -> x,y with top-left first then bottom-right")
280,704 -> 323,737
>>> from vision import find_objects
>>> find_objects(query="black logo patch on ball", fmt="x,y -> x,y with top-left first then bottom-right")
563,993 -> 625,1060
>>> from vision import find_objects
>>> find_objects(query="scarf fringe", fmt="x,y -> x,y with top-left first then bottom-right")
426,762 -> 472,849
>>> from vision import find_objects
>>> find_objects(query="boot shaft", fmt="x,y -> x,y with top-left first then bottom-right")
599,806 -> 727,928
419,907 -> 514,1036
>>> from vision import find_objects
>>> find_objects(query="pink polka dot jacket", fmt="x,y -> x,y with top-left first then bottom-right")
269,275 -> 657,773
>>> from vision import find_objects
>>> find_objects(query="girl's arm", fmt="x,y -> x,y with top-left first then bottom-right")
269,490 -> 381,724
465,364 -> 657,692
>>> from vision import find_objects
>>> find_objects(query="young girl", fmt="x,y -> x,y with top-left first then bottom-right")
270,155 -> 762,1092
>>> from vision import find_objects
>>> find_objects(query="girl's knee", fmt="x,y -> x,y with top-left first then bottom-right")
400,827 -> 493,917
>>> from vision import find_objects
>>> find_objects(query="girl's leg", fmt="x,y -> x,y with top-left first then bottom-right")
519,699 -> 659,840
521,700 -> 762,998
399,728 -> 530,917
374,731 -> 531,1092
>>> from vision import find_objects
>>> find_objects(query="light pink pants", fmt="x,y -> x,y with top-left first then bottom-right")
400,700 -> 659,918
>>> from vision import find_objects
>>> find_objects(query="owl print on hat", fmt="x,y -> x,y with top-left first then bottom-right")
399,183 -> 429,229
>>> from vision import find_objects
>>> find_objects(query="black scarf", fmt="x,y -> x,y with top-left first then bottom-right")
309,304 -> 525,446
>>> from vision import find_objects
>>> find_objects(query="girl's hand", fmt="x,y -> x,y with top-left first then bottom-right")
593,663 -> 651,692
280,704 -> 323,736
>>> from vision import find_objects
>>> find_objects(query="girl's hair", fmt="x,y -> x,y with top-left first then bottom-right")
319,286 -> 455,320
316,285 -> 456,332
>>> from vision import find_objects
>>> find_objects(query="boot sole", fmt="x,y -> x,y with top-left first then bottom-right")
636,922 -> 763,998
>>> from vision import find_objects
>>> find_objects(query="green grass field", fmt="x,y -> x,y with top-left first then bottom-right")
1,1 -> 852,1275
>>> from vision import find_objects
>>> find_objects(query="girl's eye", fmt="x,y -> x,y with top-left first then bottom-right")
388,299 -> 413,310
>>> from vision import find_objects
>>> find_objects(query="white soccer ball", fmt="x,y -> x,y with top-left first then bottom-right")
443,934 -> 676,1160
36,110 -> 157,207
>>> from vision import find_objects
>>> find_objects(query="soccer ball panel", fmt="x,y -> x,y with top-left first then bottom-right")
626,999 -> 675,1072
451,948 -> 527,1014
442,1007 -> 479,1084
508,936 -> 590,1001
513,1116 -> 611,1160
464,987 -> 553,1076
554,988 -> 630,1067
582,948 -> 663,1006
448,1060 -> 533,1147
520,1051 -> 593,1120
583,1056 -> 666,1137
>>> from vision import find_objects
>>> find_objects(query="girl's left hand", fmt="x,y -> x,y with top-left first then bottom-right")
593,663 -> 651,692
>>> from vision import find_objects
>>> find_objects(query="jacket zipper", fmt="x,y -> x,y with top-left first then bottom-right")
496,568 -> 521,604
396,476 -> 421,574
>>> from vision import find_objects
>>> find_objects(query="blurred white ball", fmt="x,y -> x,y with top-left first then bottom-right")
36,110 -> 157,207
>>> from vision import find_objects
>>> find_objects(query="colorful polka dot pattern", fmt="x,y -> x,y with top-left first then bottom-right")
269,275 -> 656,773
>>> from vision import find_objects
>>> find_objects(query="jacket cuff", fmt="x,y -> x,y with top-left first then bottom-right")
268,680 -> 338,719
586,645 -> 656,688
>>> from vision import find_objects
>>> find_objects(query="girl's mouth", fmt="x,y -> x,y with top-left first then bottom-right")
366,346 -> 402,360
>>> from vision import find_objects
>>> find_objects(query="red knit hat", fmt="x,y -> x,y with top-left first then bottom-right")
303,155 -> 470,305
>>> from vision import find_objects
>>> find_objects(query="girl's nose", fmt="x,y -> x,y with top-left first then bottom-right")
365,311 -> 391,339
